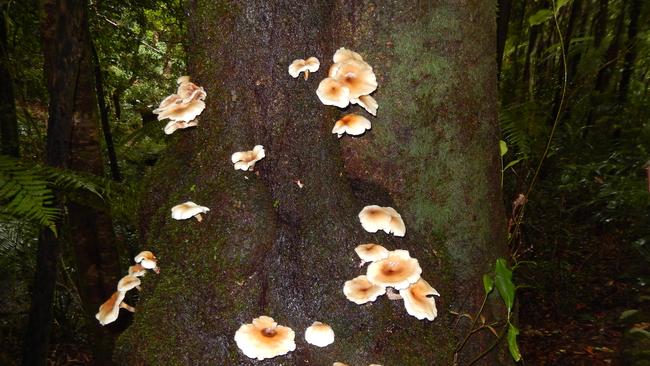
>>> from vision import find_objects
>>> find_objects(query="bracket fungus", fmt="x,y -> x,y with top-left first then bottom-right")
171,201 -> 210,222
316,78 -> 351,108
288,57 -> 320,80
358,205 -> 406,237
95,291 -> 134,326
343,275 -> 386,304
351,95 -> 378,116
366,250 -> 422,290
304,321 -> 335,347
354,243 -> 389,266
163,120 -> 198,135
153,76 -> 207,125
134,250 -> 160,273
318,47 -> 378,110
400,278 -> 441,321
234,315 -> 296,360
231,145 -> 265,171
332,114 -> 372,138
117,275 -> 142,292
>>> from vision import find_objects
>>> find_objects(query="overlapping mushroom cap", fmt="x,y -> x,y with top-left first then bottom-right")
231,145 -> 265,171
234,315 -> 296,360
332,114 -> 371,138
400,278 -> 440,321
95,291 -> 126,326
153,76 -> 206,123
355,243 -> 389,265
128,263 -> 147,277
171,201 -> 210,221
351,95 -> 378,116
289,57 -> 320,80
163,120 -> 198,135
134,250 -> 158,271
317,78 -> 351,108
330,59 -> 377,99
366,250 -> 422,290
117,275 -> 141,292
343,275 -> 386,304
358,205 -> 406,237
304,321 -> 335,347
317,48 -> 377,109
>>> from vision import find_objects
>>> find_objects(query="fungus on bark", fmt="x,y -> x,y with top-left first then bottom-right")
329,59 -> 377,99
354,243 -> 389,266
128,263 -> 147,277
231,145 -> 265,171
343,275 -> 386,304
358,205 -> 406,237
366,250 -> 421,290
351,95 -> 378,116
288,57 -> 320,80
171,201 -> 210,222
95,291 -> 134,326
332,114 -> 372,138
304,321 -> 335,347
400,278 -> 440,321
134,250 -> 160,273
234,315 -> 296,360
153,76 -> 206,123
163,120 -> 198,135
316,77 -> 351,108
117,275 -> 141,292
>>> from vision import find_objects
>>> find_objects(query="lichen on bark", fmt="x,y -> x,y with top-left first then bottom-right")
115,1 -> 507,365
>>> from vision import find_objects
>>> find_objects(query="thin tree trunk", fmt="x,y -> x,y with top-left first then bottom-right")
617,0 -> 641,104
523,25 -> 540,97
593,0 -> 609,49
0,3 -> 19,157
91,39 -> 121,181
497,0 -> 512,77
116,1 -> 508,365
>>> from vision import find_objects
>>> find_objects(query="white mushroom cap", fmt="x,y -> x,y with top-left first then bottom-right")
154,99 -> 205,123
289,57 -> 320,79
343,275 -> 386,304
117,275 -> 141,292
330,59 -> 377,99
128,263 -> 147,277
234,315 -> 296,360
171,201 -> 210,221
95,291 -> 126,325
304,321 -> 335,347
366,250 -> 422,290
316,77 -> 350,108
333,363 -> 349,366
333,47 -> 364,63
358,205 -> 406,237
134,251 -> 157,270
351,95 -> 378,116
355,243 -> 389,264
400,278 -> 440,321
332,114 -> 371,138
231,145 -> 266,171
163,120 -> 198,135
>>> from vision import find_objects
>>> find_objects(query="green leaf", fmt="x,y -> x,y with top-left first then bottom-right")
482,274 -> 494,295
495,258 -> 515,314
499,140 -> 508,157
528,9 -> 553,26
555,0 -> 571,14
504,158 -> 524,171
507,323 -> 522,361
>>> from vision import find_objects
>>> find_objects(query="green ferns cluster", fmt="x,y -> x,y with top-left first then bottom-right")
0,155 -> 105,235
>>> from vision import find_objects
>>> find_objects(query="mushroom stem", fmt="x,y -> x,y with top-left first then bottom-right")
135,285 -> 142,291
358,259 -> 368,268
194,213 -> 203,222
386,288 -> 403,300
120,302 -> 136,312
304,70 -> 309,80
153,266 -> 161,274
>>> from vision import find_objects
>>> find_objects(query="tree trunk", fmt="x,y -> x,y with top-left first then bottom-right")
593,0 -> 609,49
91,38 -> 121,181
24,1 -> 122,365
617,0 -> 641,104
497,0 -> 512,77
115,1 -> 508,365
0,2 -> 19,157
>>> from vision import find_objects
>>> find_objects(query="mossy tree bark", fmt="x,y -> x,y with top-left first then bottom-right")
116,1 -> 508,365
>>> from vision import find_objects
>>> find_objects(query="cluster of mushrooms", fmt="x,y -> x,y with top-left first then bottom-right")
95,251 -> 159,325
97,48 -> 439,364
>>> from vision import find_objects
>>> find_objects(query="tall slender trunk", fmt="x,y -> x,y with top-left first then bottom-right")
0,2 -> 19,157
116,1 -> 508,365
497,0 -> 512,77
91,39 -> 121,181
617,0 -> 641,104
593,0 -> 609,49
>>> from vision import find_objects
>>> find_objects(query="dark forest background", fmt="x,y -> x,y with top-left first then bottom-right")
0,0 -> 649,365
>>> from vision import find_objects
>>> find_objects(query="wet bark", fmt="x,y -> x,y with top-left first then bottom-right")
115,1 -> 508,365
0,3 -> 19,157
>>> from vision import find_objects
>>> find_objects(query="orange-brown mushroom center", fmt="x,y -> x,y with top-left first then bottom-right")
381,260 -> 403,276
261,327 -> 277,337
